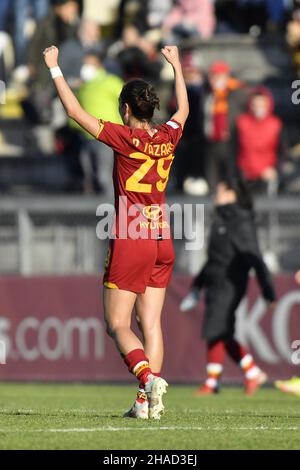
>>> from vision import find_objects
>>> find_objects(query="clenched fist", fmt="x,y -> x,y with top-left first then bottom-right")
43,45 -> 59,69
161,46 -> 180,67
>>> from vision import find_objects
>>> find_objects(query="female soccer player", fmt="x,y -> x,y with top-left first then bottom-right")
43,44 -> 189,419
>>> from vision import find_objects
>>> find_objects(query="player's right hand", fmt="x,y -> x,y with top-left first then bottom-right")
180,289 -> 200,312
43,45 -> 59,69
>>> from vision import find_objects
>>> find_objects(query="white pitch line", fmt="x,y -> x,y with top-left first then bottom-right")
0,409 -> 239,416
0,426 -> 300,434
0,408 -> 262,415
0,408 -> 122,414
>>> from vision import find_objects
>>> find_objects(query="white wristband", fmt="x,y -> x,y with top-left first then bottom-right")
50,66 -> 63,79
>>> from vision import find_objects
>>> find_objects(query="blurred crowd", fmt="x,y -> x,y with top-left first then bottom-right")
0,0 -> 299,195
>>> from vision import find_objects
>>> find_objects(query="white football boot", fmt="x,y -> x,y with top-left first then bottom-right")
145,375 -> 168,420
123,391 -> 149,419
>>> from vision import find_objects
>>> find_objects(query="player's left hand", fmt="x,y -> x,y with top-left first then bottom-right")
43,45 -> 59,69
161,46 -> 180,67
267,301 -> 276,312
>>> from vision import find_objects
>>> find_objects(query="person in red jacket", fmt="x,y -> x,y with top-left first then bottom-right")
235,87 -> 285,192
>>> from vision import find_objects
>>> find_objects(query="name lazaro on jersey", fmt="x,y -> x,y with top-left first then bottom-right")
96,119 -> 182,238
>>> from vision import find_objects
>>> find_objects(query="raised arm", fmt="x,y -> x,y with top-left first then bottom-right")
43,46 -> 99,138
161,46 -> 189,128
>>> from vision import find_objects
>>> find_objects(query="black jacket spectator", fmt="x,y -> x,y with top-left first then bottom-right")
193,203 -> 276,341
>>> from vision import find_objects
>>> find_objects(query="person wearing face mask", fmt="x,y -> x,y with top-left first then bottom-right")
204,61 -> 247,193
71,50 -> 123,194
180,177 -> 276,396
235,87 -> 285,193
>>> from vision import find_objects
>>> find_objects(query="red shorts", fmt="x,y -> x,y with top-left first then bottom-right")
103,237 -> 175,293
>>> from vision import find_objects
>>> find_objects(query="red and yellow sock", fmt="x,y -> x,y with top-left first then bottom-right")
124,349 -> 153,387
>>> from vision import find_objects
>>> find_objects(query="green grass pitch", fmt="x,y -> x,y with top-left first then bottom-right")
0,383 -> 299,450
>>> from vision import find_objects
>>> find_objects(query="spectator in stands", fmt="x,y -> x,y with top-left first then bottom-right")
28,0 -> 80,90
216,0 -> 291,34
287,5 -> 300,75
235,87 -> 285,192
237,0 -> 290,31
14,0 -> 50,66
71,49 -> 123,194
118,46 -> 161,82
0,1 -> 13,82
0,0 -> 10,32
108,24 -> 154,59
134,0 -> 174,36
59,19 -> 103,84
204,61 -> 247,192
115,0 -> 173,38
215,0 -> 265,34
170,51 -> 208,195
20,0 -> 80,156
162,0 -> 216,42
264,0 -> 290,30
110,24 -> 161,81
108,24 -> 161,81
82,0 -> 120,37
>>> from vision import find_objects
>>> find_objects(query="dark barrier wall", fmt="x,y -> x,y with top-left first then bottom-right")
0,275 -> 299,383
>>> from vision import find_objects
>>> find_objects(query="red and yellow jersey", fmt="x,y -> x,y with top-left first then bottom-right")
96,119 -> 182,238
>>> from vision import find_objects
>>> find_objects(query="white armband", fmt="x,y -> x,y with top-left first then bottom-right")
166,120 -> 180,129
50,66 -> 63,79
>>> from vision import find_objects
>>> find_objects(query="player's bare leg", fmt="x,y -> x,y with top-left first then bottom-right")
103,287 -> 141,354
135,286 -> 166,373
103,287 -> 162,419
123,287 -> 168,419
133,287 -> 168,419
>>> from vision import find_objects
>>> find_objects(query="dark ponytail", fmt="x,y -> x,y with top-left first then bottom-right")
120,79 -> 160,121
